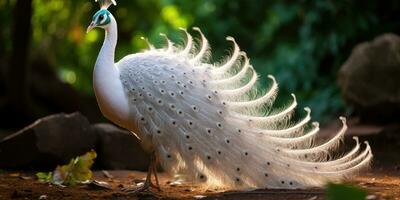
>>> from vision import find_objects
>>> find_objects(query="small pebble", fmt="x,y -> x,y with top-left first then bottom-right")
39,195 -> 48,200
136,182 -> 144,187
308,196 -> 318,200
169,180 -> 182,186
19,176 -> 32,180
366,195 -> 377,200
102,170 -> 114,179
193,195 -> 207,199
133,179 -> 144,184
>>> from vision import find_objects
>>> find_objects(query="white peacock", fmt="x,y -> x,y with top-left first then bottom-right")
86,0 -> 372,192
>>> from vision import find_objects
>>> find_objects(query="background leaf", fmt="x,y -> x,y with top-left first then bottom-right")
326,183 -> 367,200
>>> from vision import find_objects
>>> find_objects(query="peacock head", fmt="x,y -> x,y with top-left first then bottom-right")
87,0 -> 117,33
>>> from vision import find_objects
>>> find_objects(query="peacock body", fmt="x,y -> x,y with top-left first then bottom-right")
88,0 -> 372,190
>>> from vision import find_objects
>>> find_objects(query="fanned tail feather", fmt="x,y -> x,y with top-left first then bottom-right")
191,27 -> 210,63
119,28 -> 372,190
178,28 -> 193,56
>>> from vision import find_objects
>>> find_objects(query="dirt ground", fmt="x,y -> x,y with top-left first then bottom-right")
1,168 -> 400,200
1,123 -> 399,200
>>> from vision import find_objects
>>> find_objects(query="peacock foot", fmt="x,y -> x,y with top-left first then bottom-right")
122,152 -> 161,194
122,178 -> 161,194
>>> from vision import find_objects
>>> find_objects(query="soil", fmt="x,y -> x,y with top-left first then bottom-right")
0,123 -> 399,200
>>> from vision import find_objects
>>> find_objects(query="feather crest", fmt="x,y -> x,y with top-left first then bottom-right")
95,0 -> 116,9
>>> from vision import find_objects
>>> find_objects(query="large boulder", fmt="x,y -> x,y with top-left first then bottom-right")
0,112 -> 96,169
338,33 -> 400,123
93,123 -> 149,171
0,112 -> 150,170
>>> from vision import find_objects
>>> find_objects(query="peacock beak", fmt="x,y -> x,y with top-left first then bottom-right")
86,22 -> 96,33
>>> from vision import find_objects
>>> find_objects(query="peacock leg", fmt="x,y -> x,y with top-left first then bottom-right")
123,152 -> 160,194
150,155 -> 161,191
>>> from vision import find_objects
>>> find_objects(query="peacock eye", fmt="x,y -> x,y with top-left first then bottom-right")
99,15 -> 104,20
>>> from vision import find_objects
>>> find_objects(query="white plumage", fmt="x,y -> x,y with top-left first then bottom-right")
88,0 -> 372,191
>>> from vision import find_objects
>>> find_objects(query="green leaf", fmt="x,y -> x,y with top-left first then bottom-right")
326,183 -> 367,200
52,150 -> 97,186
36,150 -> 97,186
36,172 -> 53,183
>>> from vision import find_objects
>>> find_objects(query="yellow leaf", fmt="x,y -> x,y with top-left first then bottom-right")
37,150 -> 97,186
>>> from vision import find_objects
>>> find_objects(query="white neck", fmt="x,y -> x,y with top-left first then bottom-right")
93,14 -> 131,128
97,15 -> 117,66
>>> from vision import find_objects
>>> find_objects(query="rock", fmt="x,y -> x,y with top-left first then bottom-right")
366,195 -> 377,200
0,112 -> 150,170
338,33 -> 400,123
0,112 -> 96,169
93,123 -> 149,171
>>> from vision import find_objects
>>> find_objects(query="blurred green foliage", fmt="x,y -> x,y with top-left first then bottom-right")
0,0 -> 399,122
326,183 -> 367,200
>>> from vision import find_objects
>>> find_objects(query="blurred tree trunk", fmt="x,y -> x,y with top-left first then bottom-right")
0,0 -> 104,128
2,0 -> 33,126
